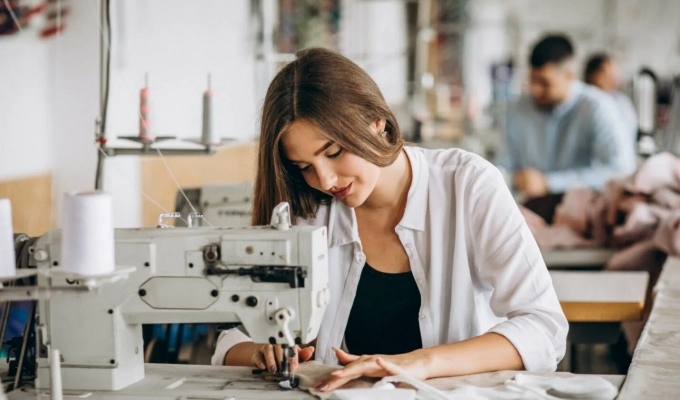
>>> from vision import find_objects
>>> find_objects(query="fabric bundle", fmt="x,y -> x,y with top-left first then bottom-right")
522,152 -> 680,258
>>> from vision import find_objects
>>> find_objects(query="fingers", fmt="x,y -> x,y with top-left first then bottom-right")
376,357 -> 405,375
299,346 -> 315,362
252,351 -> 266,370
317,375 -> 354,392
275,345 -> 285,370
290,345 -> 315,372
333,347 -> 359,365
290,345 -> 300,372
331,357 -> 382,380
262,344 -> 277,372
314,357 -> 386,393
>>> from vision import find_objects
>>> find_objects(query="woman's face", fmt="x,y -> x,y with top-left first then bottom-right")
281,119 -> 382,208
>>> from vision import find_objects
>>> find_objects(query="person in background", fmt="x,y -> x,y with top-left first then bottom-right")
584,53 -> 638,146
498,34 -> 636,200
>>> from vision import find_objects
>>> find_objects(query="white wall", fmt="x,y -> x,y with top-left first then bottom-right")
49,0 -> 101,227
0,36 -> 53,181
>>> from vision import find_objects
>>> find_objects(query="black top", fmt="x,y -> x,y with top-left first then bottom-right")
344,262 -> 423,355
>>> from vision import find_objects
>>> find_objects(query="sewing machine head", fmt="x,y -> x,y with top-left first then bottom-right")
23,203 -> 329,391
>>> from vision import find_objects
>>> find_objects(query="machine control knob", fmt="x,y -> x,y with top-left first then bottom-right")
203,244 -> 220,263
34,249 -> 48,261
245,296 -> 258,307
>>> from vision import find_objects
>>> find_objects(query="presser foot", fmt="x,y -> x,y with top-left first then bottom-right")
251,368 -> 300,390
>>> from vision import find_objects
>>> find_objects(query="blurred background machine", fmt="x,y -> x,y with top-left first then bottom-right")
175,182 -> 252,228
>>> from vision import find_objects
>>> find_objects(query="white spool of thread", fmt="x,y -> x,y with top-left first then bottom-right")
62,191 -> 115,276
201,74 -> 219,145
50,349 -> 63,400
0,198 -> 17,278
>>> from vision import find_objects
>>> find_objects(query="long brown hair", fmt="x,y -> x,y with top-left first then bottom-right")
252,48 -> 404,225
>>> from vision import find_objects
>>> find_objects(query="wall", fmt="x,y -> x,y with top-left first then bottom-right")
49,0 -> 102,227
0,35 -> 53,181
0,20 -> 55,234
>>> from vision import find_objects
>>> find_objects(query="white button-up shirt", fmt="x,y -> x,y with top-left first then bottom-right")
213,146 -> 568,372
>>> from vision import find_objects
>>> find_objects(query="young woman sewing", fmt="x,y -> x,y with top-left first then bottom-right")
212,48 -> 568,392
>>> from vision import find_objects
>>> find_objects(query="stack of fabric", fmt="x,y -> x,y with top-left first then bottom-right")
521,152 -> 680,351
522,152 -> 680,260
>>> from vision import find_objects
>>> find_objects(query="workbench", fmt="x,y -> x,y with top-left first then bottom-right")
617,257 -> 680,398
542,248 -> 617,269
550,271 -> 649,322
6,257 -> 677,399
5,363 -> 626,399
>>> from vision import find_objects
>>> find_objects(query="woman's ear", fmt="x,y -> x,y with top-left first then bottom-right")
373,119 -> 387,135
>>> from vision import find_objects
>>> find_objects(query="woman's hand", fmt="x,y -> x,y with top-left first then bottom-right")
252,344 -> 315,373
313,347 -> 431,392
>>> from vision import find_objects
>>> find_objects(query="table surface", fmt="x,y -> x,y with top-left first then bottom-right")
550,271 -> 649,322
618,257 -> 680,399
542,248 -> 617,268
5,364 -> 626,399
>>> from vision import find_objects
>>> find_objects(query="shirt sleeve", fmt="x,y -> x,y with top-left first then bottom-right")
544,96 -> 636,192
210,327 -> 253,366
466,162 -> 569,372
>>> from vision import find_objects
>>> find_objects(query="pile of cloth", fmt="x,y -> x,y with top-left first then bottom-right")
296,362 -> 619,400
520,152 -> 680,351
522,152 -> 680,262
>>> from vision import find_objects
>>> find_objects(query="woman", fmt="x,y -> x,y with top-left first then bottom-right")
212,48 -> 568,392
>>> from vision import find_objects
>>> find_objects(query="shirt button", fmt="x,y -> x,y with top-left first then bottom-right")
417,279 -> 424,285
355,253 -> 364,261
419,313 -> 427,320
397,226 -> 403,232
406,243 -> 412,249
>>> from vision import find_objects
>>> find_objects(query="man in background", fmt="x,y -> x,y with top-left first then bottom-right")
498,35 -> 636,199
585,53 -> 638,146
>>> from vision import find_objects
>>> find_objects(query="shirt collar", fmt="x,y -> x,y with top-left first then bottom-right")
399,146 -> 429,231
327,146 -> 429,247
551,80 -> 583,118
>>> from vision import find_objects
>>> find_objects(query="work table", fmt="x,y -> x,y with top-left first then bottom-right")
5,363 -> 626,399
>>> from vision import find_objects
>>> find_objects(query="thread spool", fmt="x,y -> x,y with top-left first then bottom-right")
0,199 -> 17,278
61,191 -> 115,276
50,349 -> 63,400
138,73 -> 153,142
201,74 -> 219,144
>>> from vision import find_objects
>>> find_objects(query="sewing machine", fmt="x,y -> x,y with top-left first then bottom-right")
11,203 -> 329,392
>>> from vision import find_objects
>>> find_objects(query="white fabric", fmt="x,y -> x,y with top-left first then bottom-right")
328,387 -> 415,400
213,147 -> 568,371
377,373 -> 617,400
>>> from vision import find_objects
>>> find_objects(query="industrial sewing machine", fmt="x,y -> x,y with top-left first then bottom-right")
7,203 -> 329,392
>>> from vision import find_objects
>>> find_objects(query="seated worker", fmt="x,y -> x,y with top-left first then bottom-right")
584,53 -> 638,146
212,48 -> 567,392
498,35 -> 636,198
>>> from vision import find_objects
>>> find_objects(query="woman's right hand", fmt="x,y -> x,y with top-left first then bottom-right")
252,344 -> 315,373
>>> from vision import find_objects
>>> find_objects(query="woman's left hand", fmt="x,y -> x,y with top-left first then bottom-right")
313,347 -> 431,392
